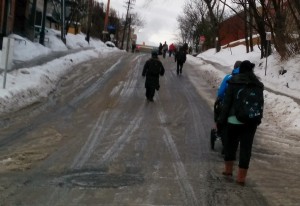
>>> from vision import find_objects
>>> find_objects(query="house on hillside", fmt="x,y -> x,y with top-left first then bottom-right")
219,13 -> 261,48
219,1 -> 299,49
219,13 -> 245,46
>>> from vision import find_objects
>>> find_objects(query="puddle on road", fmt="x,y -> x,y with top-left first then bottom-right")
55,171 -> 144,189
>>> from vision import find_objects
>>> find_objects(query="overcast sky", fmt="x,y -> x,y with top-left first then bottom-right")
105,0 -> 185,46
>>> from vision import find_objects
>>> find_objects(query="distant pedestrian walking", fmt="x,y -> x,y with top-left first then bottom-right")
168,43 -> 176,57
217,60 -> 264,186
142,50 -> 165,102
162,41 -> 168,58
175,46 -> 187,75
158,43 -> 163,55
131,42 -> 136,53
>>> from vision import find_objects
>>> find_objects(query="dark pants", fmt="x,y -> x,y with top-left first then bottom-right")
224,123 -> 257,169
163,50 -> 167,58
145,86 -> 155,101
177,62 -> 184,74
218,125 -> 227,148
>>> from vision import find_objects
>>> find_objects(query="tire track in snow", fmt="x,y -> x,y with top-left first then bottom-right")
71,55 -> 143,169
71,110 -> 109,169
154,68 -> 214,205
97,55 -> 145,166
68,58 -> 123,107
158,109 -> 201,206
46,55 -> 144,205
120,55 -> 144,98
97,110 -> 143,166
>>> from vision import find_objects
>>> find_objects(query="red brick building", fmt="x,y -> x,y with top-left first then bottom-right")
219,13 -> 245,46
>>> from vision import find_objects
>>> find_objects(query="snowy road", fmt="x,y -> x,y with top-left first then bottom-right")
0,52 -> 298,205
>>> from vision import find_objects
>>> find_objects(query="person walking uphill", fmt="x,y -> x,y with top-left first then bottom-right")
162,41 -> 168,58
142,50 -> 165,102
175,46 -> 187,75
168,43 -> 176,57
213,60 -> 241,154
217,60 -> 264,186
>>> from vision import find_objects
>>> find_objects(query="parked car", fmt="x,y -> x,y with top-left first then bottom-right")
105,41 -> 116,48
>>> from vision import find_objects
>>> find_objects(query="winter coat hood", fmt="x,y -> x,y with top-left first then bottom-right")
231,67 -> 239,75
233,60 -> 242,70
228,73 -> 264,89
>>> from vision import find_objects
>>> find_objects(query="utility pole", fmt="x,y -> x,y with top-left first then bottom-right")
103,0 -> 111,41
29,0 -> 37,40
121,0 -> 134,50
40,0 -> 48,45
61,0 -> 66,44
126,15 -> 132,52
86,0 -> 92,43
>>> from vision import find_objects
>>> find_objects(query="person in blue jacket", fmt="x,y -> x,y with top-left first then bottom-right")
214,60 -> 241,153
217,61 -> 241,101
217,60 -> 264,186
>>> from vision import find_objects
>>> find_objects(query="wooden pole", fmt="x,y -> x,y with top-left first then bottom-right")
104,0 -> 110,31
39,0 -> 48,45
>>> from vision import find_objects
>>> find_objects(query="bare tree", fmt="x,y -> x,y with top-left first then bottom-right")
129,12 -> 144,29
90,2 -> 105,39
66,0 -> 88,36
202,0 -> 226,51
178,0 -> 226,51
281,0 -> 300,57
266,0 -> 289,58
287,0 -> 300,31
177,15 -> 191,44
177,1 -> 197,45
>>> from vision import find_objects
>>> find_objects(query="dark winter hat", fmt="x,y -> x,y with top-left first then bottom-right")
239,60 -> 255,73
151,50 -> 158,58
233,60 -> 242,69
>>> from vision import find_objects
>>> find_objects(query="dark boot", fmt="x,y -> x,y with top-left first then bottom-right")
236,168 -> 248,186
222,161 -> 233,176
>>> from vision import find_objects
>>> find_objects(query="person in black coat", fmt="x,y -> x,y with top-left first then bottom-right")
158,43 -> 163,55
142,50 -> 165,102
217,60 -> 264,186
175,46 -> 187,75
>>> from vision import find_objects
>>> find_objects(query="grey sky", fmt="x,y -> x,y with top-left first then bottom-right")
106,0 -> 185,46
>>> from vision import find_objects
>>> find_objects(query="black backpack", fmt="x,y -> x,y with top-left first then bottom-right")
234,85 -> 264,124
